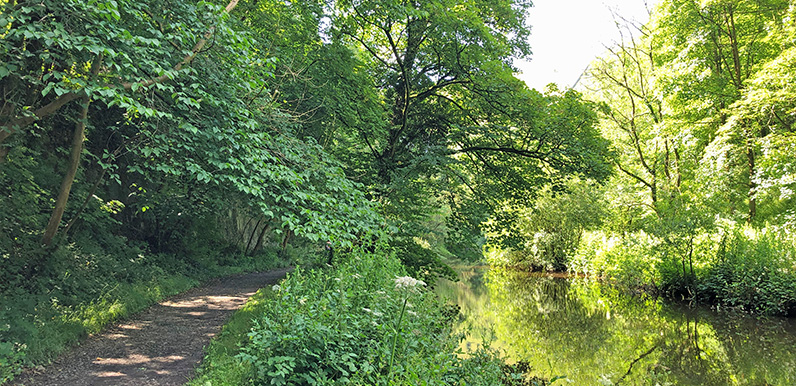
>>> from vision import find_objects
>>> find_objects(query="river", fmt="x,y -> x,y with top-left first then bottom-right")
436,266 -> 796,385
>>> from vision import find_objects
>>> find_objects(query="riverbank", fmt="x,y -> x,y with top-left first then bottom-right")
487,224 -> 796,316
189,248 -> 553,386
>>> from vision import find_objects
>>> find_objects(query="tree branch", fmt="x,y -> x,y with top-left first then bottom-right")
455,145 -> 545,159
0,0 -> 240,144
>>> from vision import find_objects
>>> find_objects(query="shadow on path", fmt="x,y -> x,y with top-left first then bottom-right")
13,268 -> 291,386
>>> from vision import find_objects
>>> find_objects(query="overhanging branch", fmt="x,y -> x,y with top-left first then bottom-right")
0,0 -> 240,144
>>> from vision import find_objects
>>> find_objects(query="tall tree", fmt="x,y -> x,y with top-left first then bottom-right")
585,17 -> 674,218
718,4 -> 796,225
325,0 -> 612,247
652,0 -> 789,222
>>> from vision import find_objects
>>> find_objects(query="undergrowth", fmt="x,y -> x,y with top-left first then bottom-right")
570,224 -> 796,316
190,246 -> 554,385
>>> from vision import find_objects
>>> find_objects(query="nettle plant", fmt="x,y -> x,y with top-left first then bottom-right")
238,254 -> 457,386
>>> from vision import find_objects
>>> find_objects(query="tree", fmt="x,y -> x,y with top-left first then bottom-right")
651,0 -> 790,222
324,0 -> 612,254
0,0 -> 383,253
585,16 -> 674,220
719,15 -> 796,226
0,0 -> 247,244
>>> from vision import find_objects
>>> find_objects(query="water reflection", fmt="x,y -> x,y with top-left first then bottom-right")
437,266 -> 796,385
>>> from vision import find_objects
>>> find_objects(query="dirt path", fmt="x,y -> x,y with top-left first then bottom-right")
13,268 -> 291,386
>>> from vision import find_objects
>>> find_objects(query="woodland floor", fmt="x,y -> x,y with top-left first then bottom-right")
12,267 -> 292,386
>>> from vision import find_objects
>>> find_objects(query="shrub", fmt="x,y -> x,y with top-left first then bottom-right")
237,248 -> 545,385
571,225 -> 796,316
485,179 -> 606,272
570,230 -> 661,290
698,227 -> 796,315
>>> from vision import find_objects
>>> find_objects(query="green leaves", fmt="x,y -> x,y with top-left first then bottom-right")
238,253 -> 516,385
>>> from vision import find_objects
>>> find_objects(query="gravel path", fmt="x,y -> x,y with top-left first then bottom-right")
12,268 -> 291,386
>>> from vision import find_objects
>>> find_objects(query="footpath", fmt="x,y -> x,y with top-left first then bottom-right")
12,268 -> 291,386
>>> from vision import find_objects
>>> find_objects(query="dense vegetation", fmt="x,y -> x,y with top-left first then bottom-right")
190,248 -> 555,385
1,0 -> 795,384
486,0 -> 796,317
0,0 -> 606,383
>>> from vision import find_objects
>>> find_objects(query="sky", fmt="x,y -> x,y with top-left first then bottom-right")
515,0 -> 656,91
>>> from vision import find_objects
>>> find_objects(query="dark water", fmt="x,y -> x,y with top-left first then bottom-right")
436,266 -> 796,385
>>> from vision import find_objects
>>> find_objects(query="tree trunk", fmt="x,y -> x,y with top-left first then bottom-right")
62,167 -> 107,236
279,229 -> 293,257
746,132 -> 756,223
42,95 -> 91,245
251,222 -> 272,255
245,218 -> 263,254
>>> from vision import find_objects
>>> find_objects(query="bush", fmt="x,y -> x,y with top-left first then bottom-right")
485,179 -> 606,272
236,248 -> 545,385
698,227 -> 796,315
571,225 -> 796,316
570,230 -> 661,290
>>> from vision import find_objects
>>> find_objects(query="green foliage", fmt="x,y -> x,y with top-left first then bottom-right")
699,227 -> 796,315
271,0 -> 615,262
570,231 -> 662,290
485,178 -> 606,271
573,0 -> 796,315
0,326 -> 25,384
231,248 -> 543,385
238,254 -> 440,385
571,223 -> 796,316
391,236 -> 457,285
0,0 -> 384,253
720,44 -> 796,226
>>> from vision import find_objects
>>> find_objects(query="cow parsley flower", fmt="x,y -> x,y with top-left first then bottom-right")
394,276 -> 426,291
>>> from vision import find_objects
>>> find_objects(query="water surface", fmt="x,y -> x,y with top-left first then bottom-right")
437,266 -> 796,385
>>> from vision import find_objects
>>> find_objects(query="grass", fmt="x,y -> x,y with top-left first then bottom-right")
187,287 -> 274,386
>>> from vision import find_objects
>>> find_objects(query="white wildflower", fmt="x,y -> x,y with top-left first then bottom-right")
271,284 -> 281,292
394,276 -> 426,291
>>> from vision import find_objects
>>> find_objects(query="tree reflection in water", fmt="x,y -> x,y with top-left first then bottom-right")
437,266 -> 796,385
